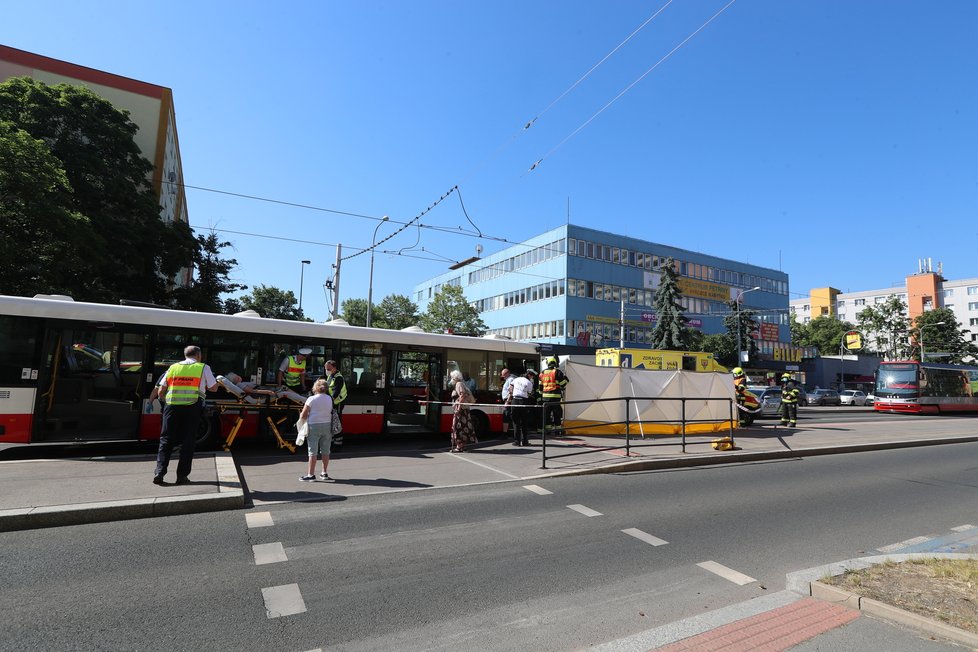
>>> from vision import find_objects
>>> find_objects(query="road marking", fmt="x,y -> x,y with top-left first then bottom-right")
951,524 -> 975,532
877,535 -> 933,553
697,560 -> 756,585
523,484 -> 553,495
253,542 -> 288,565
261,583 -> 306,618
567,504 -> 603,517
622,527 -> 668,546
448,451 -> 520,479
246,511 -> 274,528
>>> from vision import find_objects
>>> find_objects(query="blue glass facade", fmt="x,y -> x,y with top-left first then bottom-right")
413,225 -> 791,350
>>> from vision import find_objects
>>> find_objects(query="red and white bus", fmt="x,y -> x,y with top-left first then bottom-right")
0,294 -> 539,446
874,360 -> 978,414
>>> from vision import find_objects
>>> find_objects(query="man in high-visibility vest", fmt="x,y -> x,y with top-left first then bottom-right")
152,345 -> 217,485
779,373 -> 800,427
538,356 -> 569,434
325,359 -> 347,449
277,347 -> 311,394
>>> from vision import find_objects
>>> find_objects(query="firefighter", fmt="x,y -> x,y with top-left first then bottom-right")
732,367 -> 760,426
779,373 -> 800,427
538,356 -> 569,433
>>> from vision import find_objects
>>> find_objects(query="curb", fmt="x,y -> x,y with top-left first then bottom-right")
787,553 -> 978,649
524,434 -> 978,479
0,453 -> 244,532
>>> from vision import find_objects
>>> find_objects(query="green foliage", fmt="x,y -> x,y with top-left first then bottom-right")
239,285 -> 306,321
700,333 -> 736,368
341,298 -> 368,326
797,316 -> 856,356
0,77 -> 196,303
855,295 -> 910,359
649,259 -> 697,350
911,308 -> 978,364
419,284 -> 486,335
171,231 -> 247,313
723,301 -> 759,364
374,294 -> 419,330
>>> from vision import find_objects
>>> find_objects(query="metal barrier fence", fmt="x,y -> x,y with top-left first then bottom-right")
526,396 -> 737,469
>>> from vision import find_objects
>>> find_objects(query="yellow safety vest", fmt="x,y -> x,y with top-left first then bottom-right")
164,362 -> 205,406
283,355 -> 306,386
327,373 -> 347,404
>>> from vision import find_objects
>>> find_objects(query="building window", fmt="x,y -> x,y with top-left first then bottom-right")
943,289 -> 954,298
854,298 -> 866,306
970,318 -> 978,326
969,302 -> 978,311
874,296 -> 885,304
968,286 -> 978,295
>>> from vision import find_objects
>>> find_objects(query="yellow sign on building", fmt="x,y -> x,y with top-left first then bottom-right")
677,278 -> 731,303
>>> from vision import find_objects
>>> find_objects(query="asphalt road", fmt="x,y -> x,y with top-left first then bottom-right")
3,440 -> 976,651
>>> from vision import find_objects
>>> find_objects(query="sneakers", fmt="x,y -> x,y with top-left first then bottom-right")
319,472 -> 330,481
300,475 -> 315,482
152,474 -> 164,485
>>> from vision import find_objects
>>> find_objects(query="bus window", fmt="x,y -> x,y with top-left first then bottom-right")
345,355 -> 385,391
0,315 -> 39,384
447,349 -> 487,391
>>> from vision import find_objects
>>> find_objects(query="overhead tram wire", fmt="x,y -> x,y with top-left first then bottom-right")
527,0 -> 739,174
453,0 -> 674,188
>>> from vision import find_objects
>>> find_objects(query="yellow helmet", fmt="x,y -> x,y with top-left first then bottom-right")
732,367 -> 745,378
546,356 -> 558,368
781,373 -> 792,382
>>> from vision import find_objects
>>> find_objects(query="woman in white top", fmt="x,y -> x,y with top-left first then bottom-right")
299,378 -> 333,481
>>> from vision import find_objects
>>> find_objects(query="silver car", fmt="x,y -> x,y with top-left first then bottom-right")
748,386 -> 782,417
839,390 -> 867,406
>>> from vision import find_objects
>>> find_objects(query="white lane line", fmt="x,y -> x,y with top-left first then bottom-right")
246,511 -> 274,528
697,561 -> 756,586
567,504 -> 603,517
448,451 -> 520,479
622,527 -> 668,546
877,536 -> 933,553
262,583 -> 306,618
253,542 -> 288,565
523,484 -> 553,495
951,524 -> 975,532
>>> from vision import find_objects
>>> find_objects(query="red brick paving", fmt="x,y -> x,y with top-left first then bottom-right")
653,597 -> 860,651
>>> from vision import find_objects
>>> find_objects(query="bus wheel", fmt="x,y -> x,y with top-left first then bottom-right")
195,414 -> 217,450
470,410 -> 489,437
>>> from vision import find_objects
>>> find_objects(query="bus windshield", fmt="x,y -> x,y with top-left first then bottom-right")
876,364 -> 919,398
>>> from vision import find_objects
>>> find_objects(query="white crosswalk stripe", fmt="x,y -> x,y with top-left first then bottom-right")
567,504 -> 603,517
261,583 -> 306,618
246,511 -> 274,528
697,561 -> 756,585
523,484 -> 553,495
622,527 -> 668,546
253,542 -> 288,565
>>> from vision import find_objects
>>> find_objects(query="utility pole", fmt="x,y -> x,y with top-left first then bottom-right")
331,244 -> 342,321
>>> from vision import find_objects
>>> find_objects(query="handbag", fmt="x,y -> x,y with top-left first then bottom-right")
295,415 -> 308,446
330,408 -> 343,435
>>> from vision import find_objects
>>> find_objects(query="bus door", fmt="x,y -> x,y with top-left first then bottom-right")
386,350 -> 441,433
36,326 -> 146,441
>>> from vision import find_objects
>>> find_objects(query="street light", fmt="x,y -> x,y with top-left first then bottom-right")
365,215 -> 389,328
735,286 -> 762,365
298,260 -> 310,314
919,321 -> 946,361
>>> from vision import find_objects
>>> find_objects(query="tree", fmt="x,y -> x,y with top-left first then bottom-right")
855,296 -> 910,360
723,301 -> 760,364
800,316 -> 856,356
419,284 -> 486,335
171,231 -> 247,313
0,120 -> 97,296
911,308 -> 978,364
700,332 -> 737,368
649,258 -> 696,350
0,77 -> 196,303
789,311 -> 809,346
341,298 -> 369,326
374,294 -> 419,330
239,285 -> 306,321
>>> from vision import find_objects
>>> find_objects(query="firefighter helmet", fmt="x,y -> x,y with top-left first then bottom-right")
781,373 -> 792,382
546,356 -> 558,368
732,367 -> 745,378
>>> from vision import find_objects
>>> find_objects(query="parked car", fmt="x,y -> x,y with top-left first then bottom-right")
865,393 -> 875,405
839,390 -> 867,406
748,386 -> 782,417
807,389 -> 841,406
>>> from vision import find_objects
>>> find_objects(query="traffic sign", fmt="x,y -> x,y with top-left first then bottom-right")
844,330 -> 863,351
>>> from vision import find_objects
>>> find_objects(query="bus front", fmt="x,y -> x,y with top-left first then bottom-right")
874,362 -> 921,413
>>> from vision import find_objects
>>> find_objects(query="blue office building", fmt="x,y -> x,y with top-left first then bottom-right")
413,225 -> 793,356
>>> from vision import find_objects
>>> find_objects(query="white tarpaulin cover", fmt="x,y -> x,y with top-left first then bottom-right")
561,361 -> 735,435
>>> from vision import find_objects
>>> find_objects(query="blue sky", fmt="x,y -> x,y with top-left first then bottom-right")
5,1 -> 977,322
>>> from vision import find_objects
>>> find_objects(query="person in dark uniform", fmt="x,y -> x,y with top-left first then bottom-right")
324,359 -> 347,449
152,345 -> 217,485
507,369 -> 535,446
779,373 -> 800,427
